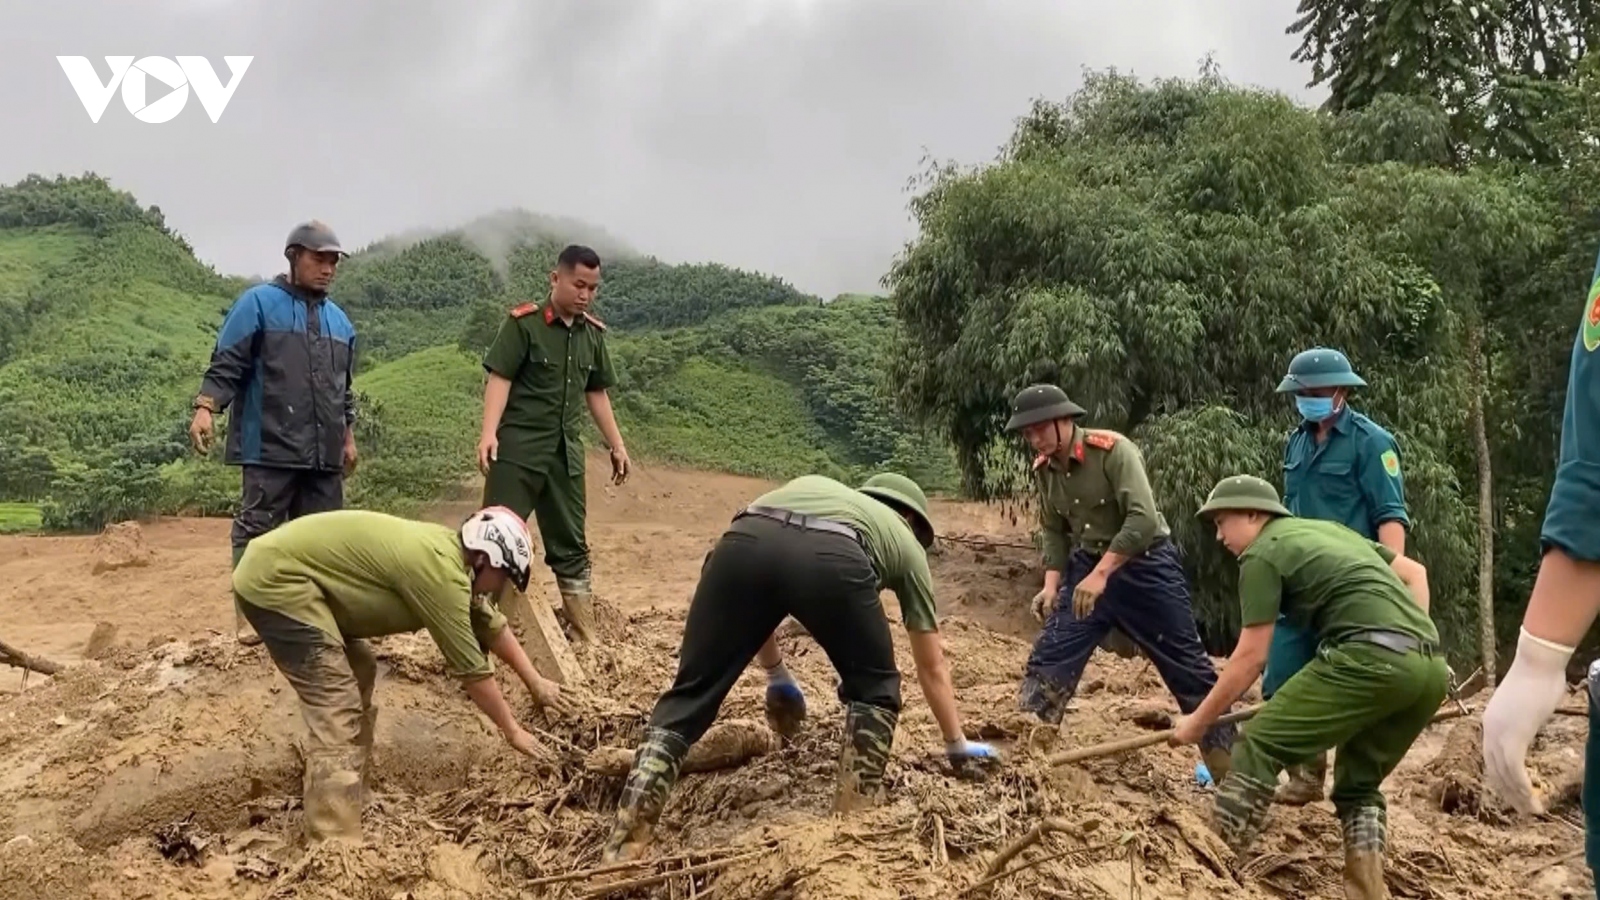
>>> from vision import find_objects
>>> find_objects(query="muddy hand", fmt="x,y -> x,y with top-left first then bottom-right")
532,676 -> 574,718
1030,587 -> 1056,622
610,445 -> 631,485
946,738 -> 1001,778
189,408 -> 213,454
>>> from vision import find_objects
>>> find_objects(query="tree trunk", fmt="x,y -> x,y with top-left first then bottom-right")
1468,323 -> 1497,687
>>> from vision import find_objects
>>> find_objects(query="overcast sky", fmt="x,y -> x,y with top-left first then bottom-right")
0,0 -> 1323,299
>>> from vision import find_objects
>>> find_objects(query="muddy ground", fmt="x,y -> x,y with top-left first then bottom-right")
0,456 -> 1591,899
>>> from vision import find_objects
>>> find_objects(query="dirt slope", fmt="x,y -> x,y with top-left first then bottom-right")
0,455 -> 1590,899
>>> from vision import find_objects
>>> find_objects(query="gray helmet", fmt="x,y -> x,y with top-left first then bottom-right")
1004,384 -> 1086,431
1196,475 -> 1292,519
284,220 -> 345,257
1275,347 -> 1366,393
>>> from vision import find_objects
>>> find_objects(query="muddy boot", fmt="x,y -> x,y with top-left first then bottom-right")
303,747 -> 365,843
1340,806 -> 1388,899
1275,752 -> 1328,806
1017,674 -> 1073,726
1213,769 -> 1277,855
601,727 -> 690,864
833,702 -> 898,814
555,574 -> 596,644
230,546 -> 261,647
1202,745 -> 1234,785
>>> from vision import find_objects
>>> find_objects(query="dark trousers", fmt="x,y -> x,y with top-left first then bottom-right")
230,464 -> 345,549
482,458 -> 589,581
1586,664 -> 1600,891
1019,539 -> 1237,752
647,514 -> 901,744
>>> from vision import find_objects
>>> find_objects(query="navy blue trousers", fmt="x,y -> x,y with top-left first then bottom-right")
1018,539 -> 1237,753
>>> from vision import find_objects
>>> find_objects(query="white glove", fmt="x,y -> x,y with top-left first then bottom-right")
1482,627 -> 1576,814
1030,587 -> 1056,622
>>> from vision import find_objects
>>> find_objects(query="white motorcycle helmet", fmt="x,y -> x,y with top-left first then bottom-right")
460,506 -> 534,591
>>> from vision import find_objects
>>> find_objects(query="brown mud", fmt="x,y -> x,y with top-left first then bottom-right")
0,454 -> 1591,899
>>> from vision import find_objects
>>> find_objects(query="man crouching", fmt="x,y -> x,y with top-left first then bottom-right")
233,505 -> 572,842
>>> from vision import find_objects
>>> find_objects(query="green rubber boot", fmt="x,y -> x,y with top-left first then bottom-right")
601,727 -> 690,863
833,702 -> 899,813
1340,806 -> 1388,899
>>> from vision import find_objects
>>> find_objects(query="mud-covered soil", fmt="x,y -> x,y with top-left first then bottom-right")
0,456 -> 1591,899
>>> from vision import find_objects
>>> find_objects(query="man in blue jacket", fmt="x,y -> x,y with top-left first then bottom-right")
189,221 -> 360,645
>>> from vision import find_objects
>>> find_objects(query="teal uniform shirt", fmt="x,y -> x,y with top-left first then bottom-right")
1265,405 -> 1411,699
1543,249 -> 1600,564
1282,406 -> 1409,539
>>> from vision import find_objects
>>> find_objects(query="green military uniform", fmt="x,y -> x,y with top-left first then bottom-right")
1270,348 -> 1410,803
481,300 -> 617,636
1197,476 -> 1447,897
233,508 -> 510,841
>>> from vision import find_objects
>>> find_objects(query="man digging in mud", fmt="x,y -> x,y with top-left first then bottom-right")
477,243 -> 630,645
1174,475 -> 1446,900
599,472 -> 1000,863
233,505 -> 573,843
1006,384 -> 1237,781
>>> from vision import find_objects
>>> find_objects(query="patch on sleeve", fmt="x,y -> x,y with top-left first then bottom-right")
1584,276 -> 1600,352
1084,431 -> 1119,451
509,302 -> 537,318
1381,449 -> 1401,478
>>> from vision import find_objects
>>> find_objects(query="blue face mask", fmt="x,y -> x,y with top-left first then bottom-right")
1295,395 -> 1337,422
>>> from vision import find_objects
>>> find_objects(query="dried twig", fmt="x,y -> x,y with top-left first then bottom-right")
0,637 -> 63,675
967,827 -> 1120,896
525,841 -> 775,889
1524,847 -> 1585,877
931,813 -> 949,869
938,534 -> 1035,551
576,849 -> 768,900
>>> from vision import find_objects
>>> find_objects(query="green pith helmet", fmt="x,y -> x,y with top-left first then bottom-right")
284,220 -> 346,257
1004,384 -> 1087,431
1275,347 -> 1367,393
1196,475 -> 1292,519
859,472 -> 935,548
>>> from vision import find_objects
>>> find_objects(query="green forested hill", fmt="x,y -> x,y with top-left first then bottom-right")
0,173 -> 958,530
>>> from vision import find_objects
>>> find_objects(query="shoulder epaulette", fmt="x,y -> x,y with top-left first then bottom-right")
581,311 -> 607,331
1084,430 -> 1120,451
509,302 -> 538,318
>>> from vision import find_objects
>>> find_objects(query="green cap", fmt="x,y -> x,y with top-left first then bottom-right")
858,472 -> 935,548
1275,347 -> 1366,393
1004,384 -> 1087,431
1196,475 -> 1292,519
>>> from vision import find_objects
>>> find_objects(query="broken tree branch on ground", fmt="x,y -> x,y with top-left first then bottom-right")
0,636 -> 63,676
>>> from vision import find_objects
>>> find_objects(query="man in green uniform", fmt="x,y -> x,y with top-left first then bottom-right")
1006,384 -> 1237,780
1483,247 -> 1600,898
1174,475 -> 1445,900
233,505 -> 572,842
1270,347 -> 1410,804
478,244 -> 630,643
600,473 -> 1000,863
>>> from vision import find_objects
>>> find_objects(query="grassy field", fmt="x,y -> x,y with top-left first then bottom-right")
0,502 -> 41,534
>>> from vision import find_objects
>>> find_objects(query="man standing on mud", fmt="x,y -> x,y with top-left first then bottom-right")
190,221 -> 359,647
1006,384 -> 1236,780
600,472 -> 999,863
233,505 -> 571,843
1175,475 -> 1444,899
1482,247 -> 1600,894
1266,347 -> 1411,805
477,244 -> 629,644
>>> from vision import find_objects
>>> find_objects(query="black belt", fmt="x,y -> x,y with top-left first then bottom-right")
737,505 -> 862,543
1343,629 -> 1435,657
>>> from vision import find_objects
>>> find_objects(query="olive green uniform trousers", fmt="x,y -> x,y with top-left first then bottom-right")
482,457 -> 589,581
1215,639 -> 1448,854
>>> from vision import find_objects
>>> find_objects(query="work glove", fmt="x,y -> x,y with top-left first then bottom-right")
1482,627 -> 1576,814
764,669 -> 807,739
1030,587 -> 1057,622
946,738 -> 1001,776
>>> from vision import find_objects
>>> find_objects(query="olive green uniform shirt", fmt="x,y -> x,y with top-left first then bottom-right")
232,509 -> 509,681
1236,516 -> 1438,646
751,475 -> 940,632
1035,428 -> 1170,568
482,302 -> 618,478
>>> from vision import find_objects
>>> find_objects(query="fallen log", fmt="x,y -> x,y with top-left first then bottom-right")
1048,703 -> 1472,767
0,637 -> 64,676
584,719 -> 780,777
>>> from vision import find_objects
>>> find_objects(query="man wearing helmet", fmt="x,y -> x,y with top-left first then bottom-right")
1005,384 -> 1237,781
1269,347 -> 1410,805
232,505 -> 572,843
599,472 -> 999,863
477,244 -> 628,645
1174,475 -> 1443,900
190,221 -> 361,647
